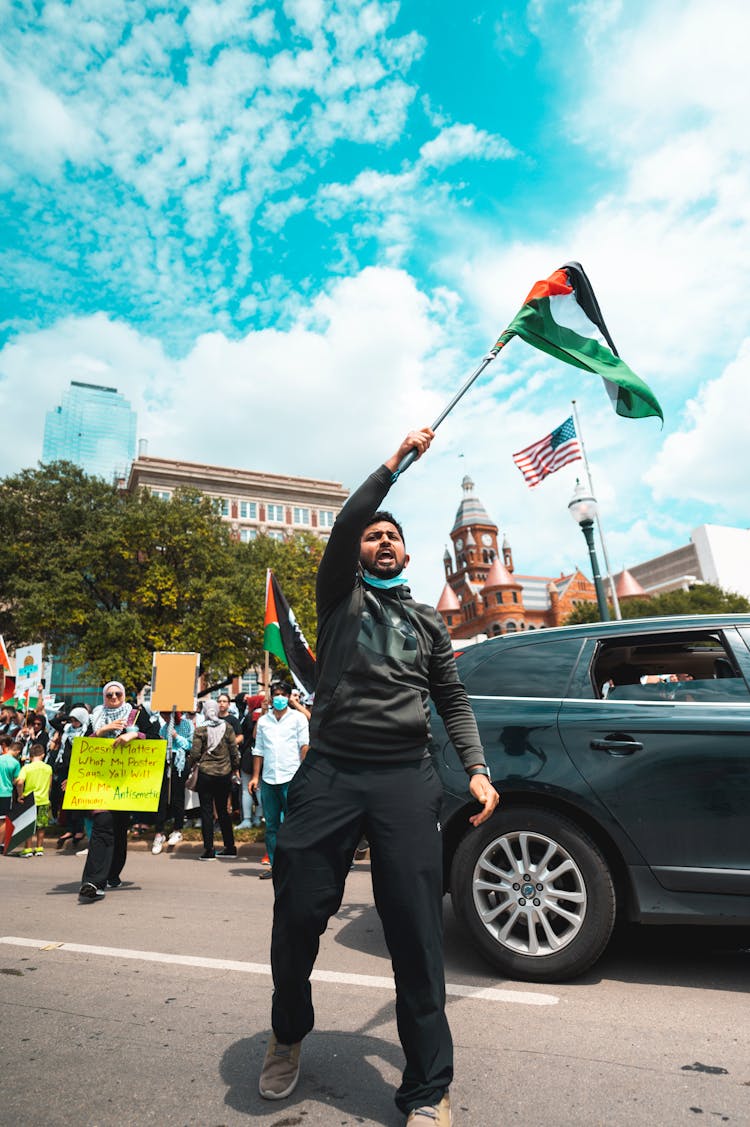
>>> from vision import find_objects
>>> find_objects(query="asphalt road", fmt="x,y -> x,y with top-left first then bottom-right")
1,844 -> 749,1126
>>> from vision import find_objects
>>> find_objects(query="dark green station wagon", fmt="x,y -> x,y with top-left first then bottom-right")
431,614 -> 750,982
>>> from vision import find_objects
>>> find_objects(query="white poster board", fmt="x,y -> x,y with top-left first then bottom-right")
14,644 -> 43,699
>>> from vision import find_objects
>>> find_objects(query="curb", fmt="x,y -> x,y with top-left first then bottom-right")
50,837 -> 267,858
129,840 -> 267,857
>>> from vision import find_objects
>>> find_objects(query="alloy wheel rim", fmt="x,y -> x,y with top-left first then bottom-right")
472,829 -> 587,957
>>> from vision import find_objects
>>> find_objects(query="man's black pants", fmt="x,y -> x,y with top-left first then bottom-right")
270,750 -> 452,1114
82,811 -> 129,888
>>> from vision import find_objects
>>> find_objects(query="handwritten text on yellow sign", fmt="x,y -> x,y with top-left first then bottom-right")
63,737 -> 167,812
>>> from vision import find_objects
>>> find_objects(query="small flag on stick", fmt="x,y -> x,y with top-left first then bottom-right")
3,794 -> 36,855
496,262 -> 663,422
513,416 -> 582,487
263,570 -> 316,696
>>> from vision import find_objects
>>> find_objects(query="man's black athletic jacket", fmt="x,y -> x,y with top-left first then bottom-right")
309,463 -> 486,768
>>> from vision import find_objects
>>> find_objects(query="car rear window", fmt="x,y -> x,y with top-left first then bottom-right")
463,637 -> 583,698
592,630 -> 750,703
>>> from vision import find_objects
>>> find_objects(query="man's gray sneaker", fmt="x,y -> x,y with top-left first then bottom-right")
258,1033 -> 301,1100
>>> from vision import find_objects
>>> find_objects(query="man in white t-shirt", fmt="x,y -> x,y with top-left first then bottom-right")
250,681 -> 309,879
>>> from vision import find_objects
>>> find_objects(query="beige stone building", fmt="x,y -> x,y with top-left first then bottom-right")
126,454 -> 349,543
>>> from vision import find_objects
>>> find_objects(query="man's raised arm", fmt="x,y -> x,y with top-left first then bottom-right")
316,428 -> 434,615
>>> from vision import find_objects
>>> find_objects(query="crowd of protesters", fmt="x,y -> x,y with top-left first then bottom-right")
0,679 -> 312,892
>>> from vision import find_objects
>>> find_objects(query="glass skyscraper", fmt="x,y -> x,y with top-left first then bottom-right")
43,380 -> 137,481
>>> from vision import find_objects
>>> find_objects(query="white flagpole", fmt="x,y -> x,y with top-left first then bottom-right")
571,400 -> 622,620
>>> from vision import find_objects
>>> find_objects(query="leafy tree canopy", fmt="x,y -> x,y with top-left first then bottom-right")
0,462 -> 323,694
564,584 -> 750,626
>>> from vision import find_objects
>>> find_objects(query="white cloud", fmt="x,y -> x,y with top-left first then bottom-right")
645,338 -> 750,513
0,264 -> 441,489
0,0 -> 424,316
419,123 -> 517,167
0,52 -> 96,171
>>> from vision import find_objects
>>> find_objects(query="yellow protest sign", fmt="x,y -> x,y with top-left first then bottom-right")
62,737 -> 167,812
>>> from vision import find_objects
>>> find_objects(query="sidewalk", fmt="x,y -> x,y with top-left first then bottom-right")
47,826 -> 267,859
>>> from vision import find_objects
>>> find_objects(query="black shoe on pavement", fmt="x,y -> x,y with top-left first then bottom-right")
259,868 -> 273,880
199,850 -> 216,860
216,848 -> 237,857
79,882 -> 105,899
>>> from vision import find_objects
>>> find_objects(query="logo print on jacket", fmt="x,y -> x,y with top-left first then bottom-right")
357,590 -> 418,666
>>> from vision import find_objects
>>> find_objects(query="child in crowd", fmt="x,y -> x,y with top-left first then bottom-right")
16,743 -> 53,856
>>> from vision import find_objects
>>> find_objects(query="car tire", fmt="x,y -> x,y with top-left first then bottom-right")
450,805 -> 616,982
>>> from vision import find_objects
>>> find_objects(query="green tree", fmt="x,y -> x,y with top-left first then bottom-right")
564,584 -> 750,626
0,462 -> 326,694
224,531 -> 324,671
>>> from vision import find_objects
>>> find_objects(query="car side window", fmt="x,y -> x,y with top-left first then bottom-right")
465,638 -> 583,698
592,631 -> 750,703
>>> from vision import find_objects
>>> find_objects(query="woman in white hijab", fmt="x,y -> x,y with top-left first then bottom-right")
79,682 -> 153,900
188,698 -> 240,860
54,706 -> 90,847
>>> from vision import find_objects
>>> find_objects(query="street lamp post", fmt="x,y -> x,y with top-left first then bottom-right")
568,480 -> 610,622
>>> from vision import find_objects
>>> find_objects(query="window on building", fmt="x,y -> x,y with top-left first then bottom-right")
495,592 -> 503,605
240,670 -> 260,695
219,499 -> 230,517
239,501 -> 257,520
150,489 -> 171,501
239,528 -> 257,542
512,591 -> 519,604
293,507 -> 310,525
318,510 -> 335,528
445,614 -> 453,626
268,530 -> 285,542
267,503 -> 284,522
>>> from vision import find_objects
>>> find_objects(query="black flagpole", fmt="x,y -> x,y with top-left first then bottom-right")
391,345 -> 504,481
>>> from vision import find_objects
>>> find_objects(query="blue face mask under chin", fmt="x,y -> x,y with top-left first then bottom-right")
363,570 -> 409,589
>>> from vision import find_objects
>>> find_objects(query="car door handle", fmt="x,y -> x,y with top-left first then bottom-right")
590,738 -> 644,756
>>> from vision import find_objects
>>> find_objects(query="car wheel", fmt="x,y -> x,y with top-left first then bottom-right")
450,806 -> 616,982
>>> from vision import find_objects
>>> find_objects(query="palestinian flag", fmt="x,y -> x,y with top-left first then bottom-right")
0,635 -> 14,703
3,793 -> 36,855
496,262 -> 663,422
263,570 -> 316,695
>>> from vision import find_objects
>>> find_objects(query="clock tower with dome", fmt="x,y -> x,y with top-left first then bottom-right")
437,474 -> 598,640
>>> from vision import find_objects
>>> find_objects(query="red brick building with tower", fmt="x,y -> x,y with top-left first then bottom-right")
436,475 -> 599,640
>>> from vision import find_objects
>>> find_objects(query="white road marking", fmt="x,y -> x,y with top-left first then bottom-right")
0,935 -> 558,1006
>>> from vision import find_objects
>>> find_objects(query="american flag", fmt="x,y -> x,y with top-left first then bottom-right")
512,416 -> 582,487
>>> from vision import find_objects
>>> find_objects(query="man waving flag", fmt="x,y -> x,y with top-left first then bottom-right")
496,262 -> 663,422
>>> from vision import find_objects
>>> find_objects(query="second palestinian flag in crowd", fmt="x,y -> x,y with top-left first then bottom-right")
496,262 -> 663,422
263,570 -> 316,696
0,635 -> 15,703
3,793 -> 36,855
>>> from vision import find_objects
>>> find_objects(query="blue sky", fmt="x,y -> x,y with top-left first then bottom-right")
2,0 -> 749,603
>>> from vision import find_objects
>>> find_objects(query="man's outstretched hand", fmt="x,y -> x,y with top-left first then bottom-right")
384,427 -> 435,474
